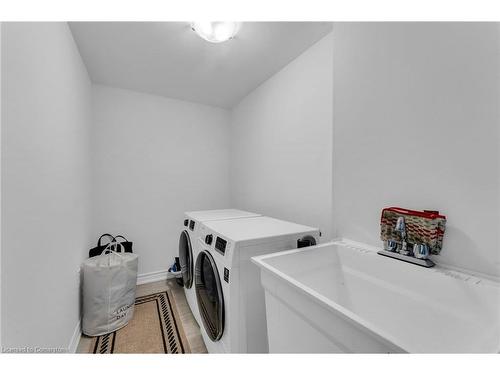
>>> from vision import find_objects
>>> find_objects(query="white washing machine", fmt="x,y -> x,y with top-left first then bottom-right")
178,209 -> 260,326
194,216 -> 319,353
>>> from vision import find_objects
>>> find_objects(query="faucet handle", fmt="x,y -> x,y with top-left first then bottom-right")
413,243 -> 430,259
386,240 -> 398,252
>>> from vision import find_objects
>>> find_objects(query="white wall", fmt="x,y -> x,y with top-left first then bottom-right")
0,21 -> 3,349
91,85 -> 230,275
1,23 -> 92,349
230,32 -> 333,240
332,23 -> 500,277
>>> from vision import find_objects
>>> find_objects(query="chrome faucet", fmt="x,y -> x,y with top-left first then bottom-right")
379,215 -> 436,267
394,216 -> 409,255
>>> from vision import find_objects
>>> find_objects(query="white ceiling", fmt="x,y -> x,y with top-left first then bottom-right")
69,22 -> 332,108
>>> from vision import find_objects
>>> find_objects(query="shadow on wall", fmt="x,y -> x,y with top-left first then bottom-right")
439,226 -> 489,275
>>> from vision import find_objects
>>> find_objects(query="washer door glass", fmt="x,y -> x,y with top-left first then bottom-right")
195,250 -> 224,341
178,230 -> 193,288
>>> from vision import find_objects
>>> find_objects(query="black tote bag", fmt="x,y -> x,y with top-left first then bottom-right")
88,234 -> 115,258
114,235 -> 133,254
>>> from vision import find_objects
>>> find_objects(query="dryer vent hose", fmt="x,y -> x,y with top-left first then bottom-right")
297,235 -> 317,248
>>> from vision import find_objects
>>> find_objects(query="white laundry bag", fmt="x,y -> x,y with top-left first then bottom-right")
82,243 -> 139,336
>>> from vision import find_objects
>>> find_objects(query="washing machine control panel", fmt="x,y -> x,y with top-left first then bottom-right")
205,234 -> 213,245
214,237 -> 227,255
198,224 -> 234,261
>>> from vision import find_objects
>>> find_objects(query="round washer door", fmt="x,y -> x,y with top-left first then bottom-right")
195,250 -> 224,341
178,230 -> 193,288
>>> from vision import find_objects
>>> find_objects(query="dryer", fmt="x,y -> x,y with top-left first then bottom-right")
179,209 -> 260,325
194,216 -> 319,353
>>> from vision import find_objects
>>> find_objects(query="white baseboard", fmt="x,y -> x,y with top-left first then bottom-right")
68,319 -> 82,353
136,269 -> 175,285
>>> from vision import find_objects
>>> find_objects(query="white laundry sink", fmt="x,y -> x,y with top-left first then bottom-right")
251,239 -> 500,353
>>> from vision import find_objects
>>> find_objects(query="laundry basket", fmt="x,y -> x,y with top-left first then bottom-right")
82,243 -> 139,336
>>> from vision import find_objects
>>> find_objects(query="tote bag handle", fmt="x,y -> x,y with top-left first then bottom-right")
97,233 -> 115,247
114,235 -> 128,243
103,241 -> 125,255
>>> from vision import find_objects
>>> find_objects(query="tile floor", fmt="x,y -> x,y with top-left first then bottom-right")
77,279 -> 207,353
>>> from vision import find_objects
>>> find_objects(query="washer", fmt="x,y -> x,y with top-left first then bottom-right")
178,209 -> 260,325
195,216 -> 319,353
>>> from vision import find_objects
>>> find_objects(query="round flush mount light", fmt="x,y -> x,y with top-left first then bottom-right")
191,22 -> 241,43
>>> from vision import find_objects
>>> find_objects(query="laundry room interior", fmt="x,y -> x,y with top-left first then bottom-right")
1,19 -> 499,357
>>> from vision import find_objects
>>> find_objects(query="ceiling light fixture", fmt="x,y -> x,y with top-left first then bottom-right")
191,22 -> 241,43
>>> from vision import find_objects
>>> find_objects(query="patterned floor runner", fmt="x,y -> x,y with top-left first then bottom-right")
90,291 -> 190,354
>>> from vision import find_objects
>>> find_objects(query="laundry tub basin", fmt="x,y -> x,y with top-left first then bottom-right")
251,239 -> 500,353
